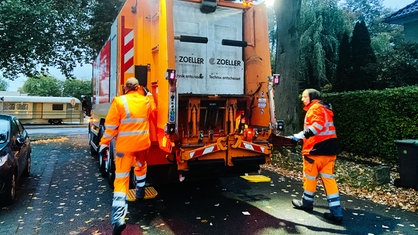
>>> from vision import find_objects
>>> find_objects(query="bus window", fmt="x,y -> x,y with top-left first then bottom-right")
17,103 -> 28,110
4,103 -> 15,110
52,104 -> 64,110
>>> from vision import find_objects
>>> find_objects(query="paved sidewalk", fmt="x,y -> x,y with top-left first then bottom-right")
253,169 -> 418,234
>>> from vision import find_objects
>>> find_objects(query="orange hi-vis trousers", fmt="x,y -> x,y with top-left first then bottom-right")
114,150 -> 148,196
111,150 -> 148,225
302,155 -> 341,213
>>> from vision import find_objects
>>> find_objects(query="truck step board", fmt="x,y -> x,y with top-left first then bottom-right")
240,174 -> 271,183
127,186 -> 158,201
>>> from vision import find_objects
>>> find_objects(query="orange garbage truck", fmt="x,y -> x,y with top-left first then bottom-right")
88,0 -> 280,185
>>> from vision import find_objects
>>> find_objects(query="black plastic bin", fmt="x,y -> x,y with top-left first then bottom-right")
394,139 -> 418,189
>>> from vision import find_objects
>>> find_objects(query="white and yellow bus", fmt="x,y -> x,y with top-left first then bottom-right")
0,96 -> 84,125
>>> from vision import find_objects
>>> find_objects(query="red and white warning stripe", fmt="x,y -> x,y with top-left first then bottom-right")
189,145 -> 219,159
121,16 -> 134,80
240,142 -> 265,154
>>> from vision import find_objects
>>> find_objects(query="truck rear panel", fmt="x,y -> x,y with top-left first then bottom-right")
90,0 -> 275,183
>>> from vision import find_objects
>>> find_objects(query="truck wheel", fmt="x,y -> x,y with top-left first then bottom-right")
99,151 -> 108,178
90,142 -> 98,157
107,142 -> 116,188
88,124 -> 98,157
90,146 -> 97,157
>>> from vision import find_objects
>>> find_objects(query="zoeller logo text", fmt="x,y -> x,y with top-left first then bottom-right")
178,56 -> 204,64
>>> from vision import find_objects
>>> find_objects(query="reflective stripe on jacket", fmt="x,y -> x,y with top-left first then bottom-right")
302,100 -> 339,156
100,91 -> 156,152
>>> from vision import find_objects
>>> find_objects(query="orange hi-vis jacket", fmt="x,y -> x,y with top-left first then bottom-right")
301,100 -> 339,156
100,90 -> 157,152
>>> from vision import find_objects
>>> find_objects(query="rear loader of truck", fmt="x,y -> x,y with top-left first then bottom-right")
89,0 -> 279,184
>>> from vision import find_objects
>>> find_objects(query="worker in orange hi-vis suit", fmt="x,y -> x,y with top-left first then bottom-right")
99,77 -> 156,235
289,88 -> 343,223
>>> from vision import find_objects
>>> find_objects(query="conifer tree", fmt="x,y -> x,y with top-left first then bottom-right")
334,32 -> 352,91
350,21 -> 377,90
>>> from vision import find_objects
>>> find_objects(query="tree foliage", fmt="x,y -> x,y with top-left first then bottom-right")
62,79 -> 92,101
334,32 -> 351,91
0,0 -> 91,80
0,79 -> 8,91
341,0 -> 384,33
291,0 -> 414,92
0,0 -> 124,80
375,43 -> 418,88
299,0 -> 348,90
22,76 -> 62,96
84,0 -> 124,56
350,20 -> 377,90
21,75 -> 90,99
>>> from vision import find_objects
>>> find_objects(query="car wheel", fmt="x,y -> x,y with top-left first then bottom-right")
23,153 -> 31,177
5,171 -> 17,204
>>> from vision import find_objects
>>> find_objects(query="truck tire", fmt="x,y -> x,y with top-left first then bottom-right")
98,125 -> 107,176
99,151 -> 108,178
107,141 -> 116,188
88,123 -> 98,158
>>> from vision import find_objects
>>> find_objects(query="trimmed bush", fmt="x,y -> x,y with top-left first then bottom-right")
323,86 -> 418,163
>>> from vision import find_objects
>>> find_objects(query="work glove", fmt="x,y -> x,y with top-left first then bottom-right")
99,144 -> 109,157
143,86 -> 152,96
291,132 -> 305,142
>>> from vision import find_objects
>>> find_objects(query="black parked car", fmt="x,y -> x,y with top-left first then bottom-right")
0,114 -> 31,205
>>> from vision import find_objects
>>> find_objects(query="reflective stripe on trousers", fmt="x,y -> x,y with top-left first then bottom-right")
111,192 -> 127,225
302,155 -> 341,210
112,150 -> 148,224
113,150 -> 148,196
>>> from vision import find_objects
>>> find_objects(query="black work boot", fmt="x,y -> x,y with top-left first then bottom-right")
136,186 -> 145,200
323,212 -> 343,223
292,199 -> 313,212
112,222 -> 126,235
323,205 -> 343,223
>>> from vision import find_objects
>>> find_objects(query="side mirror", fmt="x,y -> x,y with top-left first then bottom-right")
17,135 -> 25,145
17,131 -> 27,145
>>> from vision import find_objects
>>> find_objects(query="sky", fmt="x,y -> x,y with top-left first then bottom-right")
6,0 -> 417,92
383,0 -> 415,10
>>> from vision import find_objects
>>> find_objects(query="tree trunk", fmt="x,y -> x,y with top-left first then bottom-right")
274,0 -> 302,134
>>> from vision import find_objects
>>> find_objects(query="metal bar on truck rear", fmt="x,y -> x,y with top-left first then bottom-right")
222,39 -> 248,47
175,35 -> 208,43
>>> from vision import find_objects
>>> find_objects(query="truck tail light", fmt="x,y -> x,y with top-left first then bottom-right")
245,128 -> 254,141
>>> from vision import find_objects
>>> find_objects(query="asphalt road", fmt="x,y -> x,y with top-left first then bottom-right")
0,126 -> 417,235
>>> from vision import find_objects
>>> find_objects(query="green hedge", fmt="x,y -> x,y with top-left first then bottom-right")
323,86 -> 418,163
